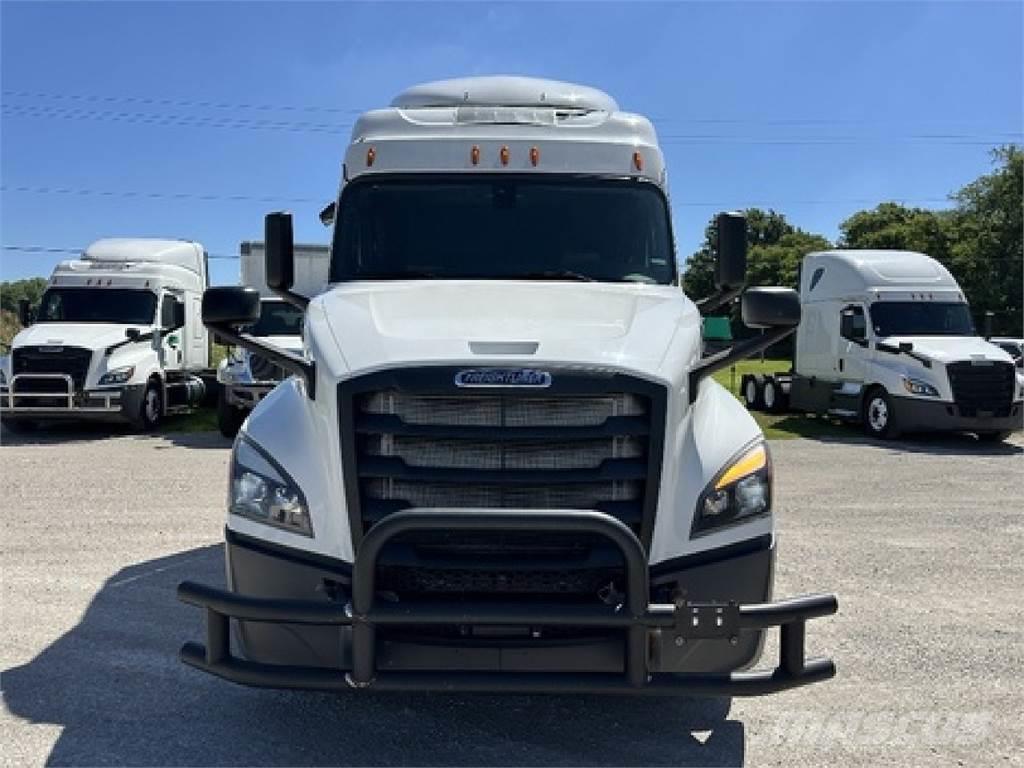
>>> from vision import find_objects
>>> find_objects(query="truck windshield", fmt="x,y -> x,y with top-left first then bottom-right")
247,301 -> 304,336
331,176 -> 675,284
36,288 -> 158,325
870,302 -> 976,337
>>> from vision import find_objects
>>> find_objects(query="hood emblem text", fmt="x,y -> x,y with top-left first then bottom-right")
454,368 -> 552,388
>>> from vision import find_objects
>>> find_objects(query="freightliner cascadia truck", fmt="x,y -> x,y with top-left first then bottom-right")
216,241 -> 330,437
178,77 -> 838,695
1,238 -> 210,431
739,250 -> 1024,441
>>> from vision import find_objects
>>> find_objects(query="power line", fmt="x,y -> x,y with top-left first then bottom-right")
1,183 -> 955,208
0,184 -> 323,205
2,103 -> 1020,145
6,89 -> 1021,130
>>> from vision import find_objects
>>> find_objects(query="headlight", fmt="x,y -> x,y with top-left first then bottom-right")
230,438 -> 312,536
901,376 -> 939,397
692,442 -> 771,537
98,365 -> 135,386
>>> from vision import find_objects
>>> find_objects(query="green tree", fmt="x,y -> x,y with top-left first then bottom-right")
838,202 -> 952,261
682,208 -> 830,299
0,277 -> 48,315
946,146 -> 1023,336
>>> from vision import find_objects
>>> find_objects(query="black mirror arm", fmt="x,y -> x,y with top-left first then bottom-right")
695,285 -> 744,316
688,325 -> 796,403
273,287 -> 310,312
208,321 -> 316,399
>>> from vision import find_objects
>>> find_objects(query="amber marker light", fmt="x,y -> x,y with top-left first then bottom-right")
500,145 -> 510,166
529,146 -> 540,166
470,145 -> 481,166
366,147 -> 376,167
632,150 -> 644,172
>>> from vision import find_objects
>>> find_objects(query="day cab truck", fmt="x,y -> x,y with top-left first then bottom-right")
740,249 -> 1024,442
178,76 -> 838,696
1,238 -> 210,431
216,241 -> 330,437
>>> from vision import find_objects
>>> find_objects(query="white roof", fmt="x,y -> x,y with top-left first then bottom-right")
392,76 -> 619,112
346,76 -> 663,184
802,250 -> 962,299
83,238 -> 205,277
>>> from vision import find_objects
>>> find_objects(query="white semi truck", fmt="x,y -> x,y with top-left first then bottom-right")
1,238 -> 210,431
216,241 -> 329,437
178,76 -> 837,696
740,249 -> 1024,441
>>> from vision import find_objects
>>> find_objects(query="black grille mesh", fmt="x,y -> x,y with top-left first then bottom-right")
947,361 -> 1015,416
12,346 -> 92,391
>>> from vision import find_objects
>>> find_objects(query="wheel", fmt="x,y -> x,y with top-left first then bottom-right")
217,388 -> 246,438
862,387 -> 900,439
977,431 -> 1011,443
132,380 -> 163,431
743,375 -> 764,411
763,376 -> 784,413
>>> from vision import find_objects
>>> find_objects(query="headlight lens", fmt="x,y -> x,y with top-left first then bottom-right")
901,376 -> 939,397
692,443 -> 771,537
98,365 -> 135,386
230,438 -> 312,536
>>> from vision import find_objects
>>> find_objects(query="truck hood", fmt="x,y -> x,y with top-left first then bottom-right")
312,280 -> 700,382
883,335 -> 1016,365
11,323 -> 152,353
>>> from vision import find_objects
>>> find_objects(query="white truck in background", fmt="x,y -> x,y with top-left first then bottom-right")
1,238 -> 210,431
179,76 -> 838,698
216,241 -> 329,437
740,249 -> 1024,441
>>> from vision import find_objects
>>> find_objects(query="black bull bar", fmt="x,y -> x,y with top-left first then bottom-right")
178,510 -> 838,694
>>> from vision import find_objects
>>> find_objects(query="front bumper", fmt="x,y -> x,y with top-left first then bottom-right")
893,395 -> 1023,433
178,510 -> 837,695
0,375 -> 142,422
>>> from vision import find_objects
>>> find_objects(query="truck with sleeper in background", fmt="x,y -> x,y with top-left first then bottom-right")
1,238 -> 211,431
177,76 -> 838,696
216,241 -> 329,437
740,249 -> 1024,442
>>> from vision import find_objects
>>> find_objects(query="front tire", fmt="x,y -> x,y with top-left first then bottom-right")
217,389 -> 246,438
132,380 -> 163,431
863,387 -> 900,439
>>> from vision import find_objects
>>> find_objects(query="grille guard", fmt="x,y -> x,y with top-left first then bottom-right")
178,509 -> 838,694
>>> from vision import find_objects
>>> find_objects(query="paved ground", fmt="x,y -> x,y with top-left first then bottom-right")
1,424 -> 1021,767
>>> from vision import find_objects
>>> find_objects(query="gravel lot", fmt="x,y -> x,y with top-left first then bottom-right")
2,425 -> 1022,767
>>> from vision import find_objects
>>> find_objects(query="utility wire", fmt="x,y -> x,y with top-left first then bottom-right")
2,103 -> 1020,145
5,89 -> 1022,130
0,183 -> 952,207
0,185 -> 323,205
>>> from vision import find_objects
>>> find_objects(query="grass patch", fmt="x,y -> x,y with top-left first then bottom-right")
711,358 -> 853,440
160,407 -> 218,433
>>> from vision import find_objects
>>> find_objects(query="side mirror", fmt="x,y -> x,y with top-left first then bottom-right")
17,299 -> 32,327
202,286 -> 261,327
125,328 -> 141,341
715,212 -> 747,292
742,287 -> 801,329
266,211 -> 296,294
839,308 -> 867,343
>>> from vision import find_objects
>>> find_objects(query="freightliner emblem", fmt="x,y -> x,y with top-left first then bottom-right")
454,368 -> 552,388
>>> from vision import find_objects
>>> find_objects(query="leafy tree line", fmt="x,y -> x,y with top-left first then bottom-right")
0,277 -> 47,315
683,146 -> 1023,338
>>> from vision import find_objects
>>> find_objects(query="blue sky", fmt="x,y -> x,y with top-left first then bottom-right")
2,1 -> 1021,285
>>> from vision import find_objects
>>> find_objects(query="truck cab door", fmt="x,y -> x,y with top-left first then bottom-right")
160,293 -> 185,370
837,304 -> 870,382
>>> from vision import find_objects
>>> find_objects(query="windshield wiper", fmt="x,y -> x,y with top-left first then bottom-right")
517,270 -> 594,282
